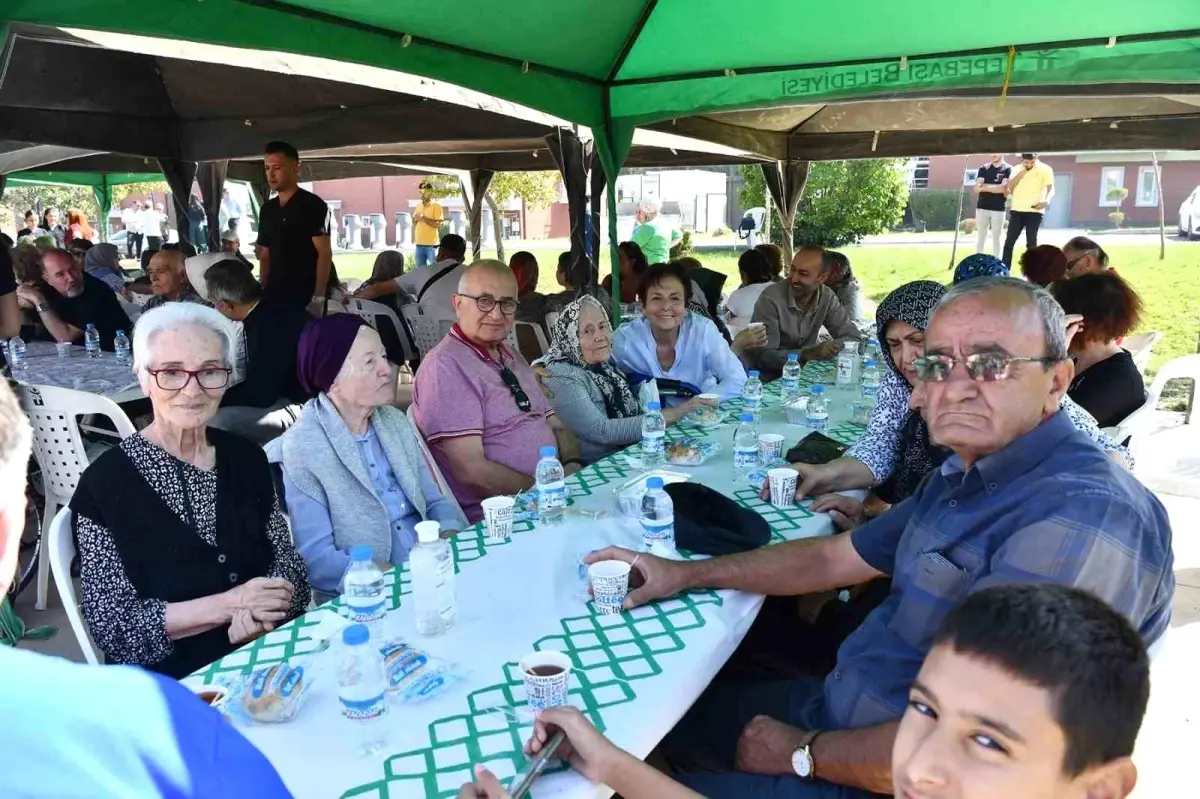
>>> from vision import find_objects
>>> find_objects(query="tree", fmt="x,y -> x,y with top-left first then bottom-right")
1,184 -> 100,225
739,159 -> 910,248
111,181 -> 171,207
424,171 -> 560,261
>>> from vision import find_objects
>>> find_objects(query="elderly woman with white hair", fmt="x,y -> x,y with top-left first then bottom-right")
270,315 -> 463,602
630,199 -> 681,266
69,303 -> 310,678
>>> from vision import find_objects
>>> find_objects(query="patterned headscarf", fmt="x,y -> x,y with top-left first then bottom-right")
873,280 -> 950,505
952,253 -> 1009,285
544,295 -> 640,419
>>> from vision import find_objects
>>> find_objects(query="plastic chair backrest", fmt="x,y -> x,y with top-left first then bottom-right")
345,298 -> 417,363
342,278 -> 364,293
48,508 -> 104,665
513,321 -> 550,362
1125,331 -> 1162,373
545,311 -> 560,332
1105,353 -> 1200,459
401,304 -> 450,358
405,406 -> 468,527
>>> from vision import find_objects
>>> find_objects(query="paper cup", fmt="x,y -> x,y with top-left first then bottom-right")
587,560 -> 632,614
767,468 -> 799,509
746,322 -> 765,333
519,650 -> 573,712
758,433 -> 785,463
481,496 -> 515,539
697,392 -> 720,403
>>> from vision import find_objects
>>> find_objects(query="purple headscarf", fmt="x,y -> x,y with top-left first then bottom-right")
296,314 -> 369,394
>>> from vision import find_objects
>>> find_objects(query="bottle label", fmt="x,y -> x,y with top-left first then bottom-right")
345,594 -> 387,623
743,397 -> 760,414
836,358 -> 854,386
339,690 -> 388,721
641,431 -> 665,458
436,555 -> 456,619
539,479 -> 567,510
642,516 -> 674,550
781,376 -> 799,393
806,411 -> 829,431
734,446 -> 758,469
861,383 -> 879,398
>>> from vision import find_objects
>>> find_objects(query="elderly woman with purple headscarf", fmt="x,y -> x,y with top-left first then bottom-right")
269,314 -> 463,602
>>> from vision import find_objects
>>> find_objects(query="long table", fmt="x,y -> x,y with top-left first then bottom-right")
11,341 -> 143,403
190,364 -> 868,798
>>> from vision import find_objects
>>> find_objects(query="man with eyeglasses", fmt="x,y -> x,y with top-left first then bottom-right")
412,260 -> 582,524
1062,235 -> 1111,278
582,277 -> 1173,799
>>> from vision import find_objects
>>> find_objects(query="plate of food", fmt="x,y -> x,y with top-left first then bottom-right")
665,439 -> 719,466
685,403 -> 725,429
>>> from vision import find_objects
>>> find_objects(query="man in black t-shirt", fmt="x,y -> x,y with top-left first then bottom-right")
973,154 -> 1011,258
15,249 -> 130,351
255,140 -> 337,311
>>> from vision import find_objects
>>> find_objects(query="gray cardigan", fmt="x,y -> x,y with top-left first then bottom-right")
544,361 -> 642,464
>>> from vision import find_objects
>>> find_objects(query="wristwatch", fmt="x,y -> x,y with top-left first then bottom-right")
791,729 -> 822,779
34,301 -> 49,313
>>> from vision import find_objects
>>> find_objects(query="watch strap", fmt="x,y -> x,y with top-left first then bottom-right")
797,729 -> 822,750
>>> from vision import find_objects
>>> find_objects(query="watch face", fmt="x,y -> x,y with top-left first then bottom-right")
791,747 -> 812,778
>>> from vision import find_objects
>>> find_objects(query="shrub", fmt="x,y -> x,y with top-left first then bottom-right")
959,217 -> 977,234
670,229 -> 695,258
1109,211 -> 1126,228
711,226 -> 728,237
907,189 -> 964,231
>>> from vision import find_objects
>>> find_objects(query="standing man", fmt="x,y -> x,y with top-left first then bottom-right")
255,140 -> 337,311
973,154 -> 1011,257
630,199 -> 681,266
1002,153 -> 1055,266
121,202 -> 142,260
139,200 -> 164,252
412,180 -> 445,268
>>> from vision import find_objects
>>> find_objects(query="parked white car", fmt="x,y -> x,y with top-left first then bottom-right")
1178,185 -> 1200,239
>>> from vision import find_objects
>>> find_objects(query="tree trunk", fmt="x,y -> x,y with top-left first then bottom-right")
484,193 -> 504,262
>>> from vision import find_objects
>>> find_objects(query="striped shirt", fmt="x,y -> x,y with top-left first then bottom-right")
825,410 -> 1173,730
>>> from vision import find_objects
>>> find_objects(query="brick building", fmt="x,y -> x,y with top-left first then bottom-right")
918,151 -> 1200,229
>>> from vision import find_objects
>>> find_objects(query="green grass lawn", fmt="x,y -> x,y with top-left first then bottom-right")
333,242 -> 1198,373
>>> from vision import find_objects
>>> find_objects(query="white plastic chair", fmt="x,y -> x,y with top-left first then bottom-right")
128,291 -> 153,307
342,278 -> 364,293
405,406 -> 468,528
402,304 -> 451,358
1105,354 -> 1200,460
1124,331 -> 1162,374
545,311 -> 561,332
345,298 -> 417,362
17,384 -> 136,610
47,508 -> 104,665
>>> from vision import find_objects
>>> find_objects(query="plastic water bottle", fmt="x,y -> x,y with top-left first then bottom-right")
861,359 -> 881,399
114,330 -> 132,367
732,413 -> 759,482
742,370 -> 764,421
341,545 -> 387,635
410,521 -> 456,636
805,385 -> 829,431
534,446 -> 568,525
863,337 -> 882,369
84,323 -> 101,359
780,353 -> 802,405
640,402 -> 665,468
836,341 -> 858,388
7,336 -> 25,371
640,477 -> 675,552
337,623 -> 389,756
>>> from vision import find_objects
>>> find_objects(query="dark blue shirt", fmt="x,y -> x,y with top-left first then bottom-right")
824,411 -> 1174,730
976,161 -> 1012,211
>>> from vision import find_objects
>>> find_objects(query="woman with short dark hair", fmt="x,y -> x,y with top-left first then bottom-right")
726,249 -> 775,326
1051,272 -> 1145,427
602,241 -> 649,304
1020,244 -> 1068,287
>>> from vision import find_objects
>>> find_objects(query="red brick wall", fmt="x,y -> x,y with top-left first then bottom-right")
925,154 -> 1200,227
313,176 -> 426,245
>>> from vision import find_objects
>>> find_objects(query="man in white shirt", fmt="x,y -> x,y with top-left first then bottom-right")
353,233 -> 467,315
121,203 -> 142,259
139,202 -> 165,250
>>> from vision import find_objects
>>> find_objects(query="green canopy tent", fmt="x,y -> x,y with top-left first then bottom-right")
6,0 -> 1200,296
4,169 -> 164,241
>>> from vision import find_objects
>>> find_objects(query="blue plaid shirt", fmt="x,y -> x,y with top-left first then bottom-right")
824,410 -> 1174,730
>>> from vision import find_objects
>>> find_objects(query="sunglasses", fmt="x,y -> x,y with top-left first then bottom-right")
913,353 -> 1059,383
499,367 -> 532,413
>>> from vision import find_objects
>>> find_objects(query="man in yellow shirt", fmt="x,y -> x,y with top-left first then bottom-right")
412,180 -> 445,267
1002,152 -> 1055,266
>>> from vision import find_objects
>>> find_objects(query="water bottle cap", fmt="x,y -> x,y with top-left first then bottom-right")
646,476 -> 665,490
810,385 -> 824,394
117,330 -> 126,336
646,401 -> 661,411
539,446 -> 558,459
342,624 -> 370,646
415,520 -> 441,543
748,370 -> 760,378
349,545 -> 373,562
739,413 -> 754,423
865,359 -> 876,367
86,323 -> 96,330
786,353 -> 798,361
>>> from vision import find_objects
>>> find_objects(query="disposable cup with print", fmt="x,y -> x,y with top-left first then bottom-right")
768,468 -> 799,509
587,560 -> 631,615
481,496 -> 515,539
520,650 -> 572,712
757,433 -> 784,464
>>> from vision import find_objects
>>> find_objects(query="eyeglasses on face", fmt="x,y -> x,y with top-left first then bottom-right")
913,352 -> 1059,383
147,367 -> 232,391
458,292 -> 518,316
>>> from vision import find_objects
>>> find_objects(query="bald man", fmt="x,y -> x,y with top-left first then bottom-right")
411,260 -> 581,523
16,248 -> 130,350
144,249 -> 206,311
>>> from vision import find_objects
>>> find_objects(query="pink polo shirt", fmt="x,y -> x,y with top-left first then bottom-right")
412,325 -> 557,522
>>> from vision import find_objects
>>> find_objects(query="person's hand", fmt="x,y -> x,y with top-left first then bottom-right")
1035,202 -> 1049,211
665,395 -> 718,425
456,765 -> 510,798
802,340 -> 839,362
564,462 -> 582,476
810,493 -> 865,531
224,577 -> 294,624
758,462 -> 831,502
731,325 -> 768,356
583,547 -> 688,609
16,285 -> 45,308
735,715 -> 811,776
524,706 -> 622,784
1064,314 -> 1084,348
531,364 -> 554,400
228,606 -> 273,645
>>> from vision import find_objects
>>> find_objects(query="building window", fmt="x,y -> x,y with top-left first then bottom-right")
908,157 -> 930,189
1135,166 -> 1160,207
963,168 -> 980,186
1098,166 -> 1126,207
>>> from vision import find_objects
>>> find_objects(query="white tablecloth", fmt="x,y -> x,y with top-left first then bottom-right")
12,341 -> 143,403
192,367 -> 868,799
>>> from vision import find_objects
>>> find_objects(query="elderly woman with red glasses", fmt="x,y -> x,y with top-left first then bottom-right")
70,303 -> 309,677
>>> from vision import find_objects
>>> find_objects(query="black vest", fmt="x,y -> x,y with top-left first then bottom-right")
71,429 -> 277,678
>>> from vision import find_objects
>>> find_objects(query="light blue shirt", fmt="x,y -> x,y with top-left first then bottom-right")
0,646 -> 289,798
284,423 -> 461,594
611,314 -> 747,406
